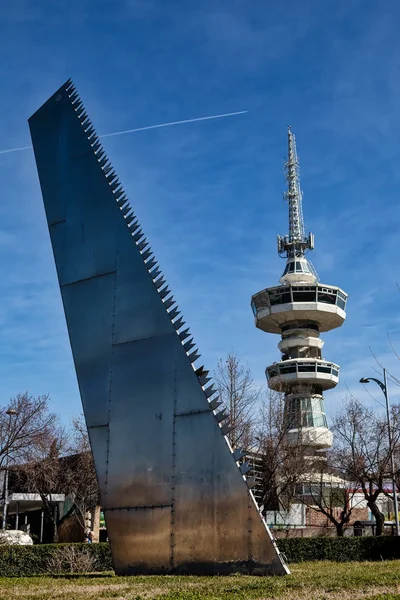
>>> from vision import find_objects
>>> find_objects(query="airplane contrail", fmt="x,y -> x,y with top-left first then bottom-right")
100,110 -> 248,138
0,145 -> 33,156
0,110 -> 248,156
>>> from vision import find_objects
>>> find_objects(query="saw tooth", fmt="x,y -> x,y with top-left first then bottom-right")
204,385 -> 217,398
168,307 -> 180,320
128,220 -> 139,230
142,249 -> 153,261
69,91 -> 79,103
199,375 -> 211,386
118,200 -> 129,212
106,168 -> 117,180
239,462 -> 252,476
137,238 -> 148,251
91,140 -> 101,152
183,339 -> 195,352
103,163 -> 112,174
188,350 -> 200,363
116,195 -> 128,207
179,328 -> 190,341
132,230 -> 143,243
114,188 -> 124,200
173,317 -> 185,330
86,126 -> 96,138
209,398 -> 222,410
154,276 -> 166,289
99,157 -> 108,168
82,117 -> 91,129
163,297 -> 175,310
158,285 -> 170,299
146,258 -> 157,271
74,100 -> 83,112
150,267 -> 161,280
215,409 -> 229,423
129,220 -> 140,232
78,110 -> 88,121
245,476 -> 257,489
233,448 -> 246,462
109,179 -> 120,191
65,78 -> 74,91
125,214 -> 135,225
121,205 -> 132,217
195,365 -> 206,377
221,422 -> 234,436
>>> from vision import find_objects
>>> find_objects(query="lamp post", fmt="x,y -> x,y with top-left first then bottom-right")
2,408 -> 18,531
360,369 -> 400,536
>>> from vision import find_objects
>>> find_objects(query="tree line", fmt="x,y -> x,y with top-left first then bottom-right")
215,352 -> 400,537
0,393 -> 97,542
2,352 -> 399,541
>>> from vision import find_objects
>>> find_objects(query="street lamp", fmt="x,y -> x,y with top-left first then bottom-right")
2,408 -> 19,531
360,368 -> 400,536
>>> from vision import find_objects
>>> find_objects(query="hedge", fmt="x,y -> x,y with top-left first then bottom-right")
0,543 -> 112,576
0,538 -> 399,576
277,537 -> 400,563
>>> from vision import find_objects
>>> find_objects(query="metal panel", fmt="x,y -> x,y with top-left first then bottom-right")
173,411 -> 286,573
106,507 -> 172,574
105,336 -> 176,508
87,424 -> 109,499
28,80 -> 289,576
113,222 -> 175,344
60,273 -> 115,427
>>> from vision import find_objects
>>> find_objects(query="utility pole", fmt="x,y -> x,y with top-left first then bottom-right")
2,408 -> 18,531
360,369 -> 400,536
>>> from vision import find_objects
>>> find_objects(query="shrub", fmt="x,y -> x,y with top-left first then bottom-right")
277,537 -> 400,563
47,545 -> 99,574
0,543 -> 112,576
0,538 -> 399,576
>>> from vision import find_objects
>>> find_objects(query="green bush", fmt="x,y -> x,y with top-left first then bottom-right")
277,536 -> 400,563
0,543 -> 112,576
0,538 -> 399,576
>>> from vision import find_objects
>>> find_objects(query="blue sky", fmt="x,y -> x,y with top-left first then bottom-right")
0,0 -> 399,424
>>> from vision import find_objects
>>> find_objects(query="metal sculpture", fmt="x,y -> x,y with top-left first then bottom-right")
28,80 -> 288,575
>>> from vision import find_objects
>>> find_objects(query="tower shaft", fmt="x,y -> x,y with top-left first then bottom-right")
252,128 -> 347,455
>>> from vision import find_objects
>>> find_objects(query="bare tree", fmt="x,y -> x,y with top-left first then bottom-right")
17,425 -> 68,542
0,393 -> 58,471
60,415 -> 98,532
15,414 -> 99,542
294,457 -> 359,536
254,390 -> 309,513
332,397 -> 398,536
214,352 -> 260,449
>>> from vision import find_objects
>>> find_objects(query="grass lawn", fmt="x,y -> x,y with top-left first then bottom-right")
2,560 -> 400,600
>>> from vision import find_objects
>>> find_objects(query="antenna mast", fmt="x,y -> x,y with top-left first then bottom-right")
277,126 -> 314,258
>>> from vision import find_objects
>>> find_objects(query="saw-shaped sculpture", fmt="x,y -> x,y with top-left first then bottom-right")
28,80 -> 289,576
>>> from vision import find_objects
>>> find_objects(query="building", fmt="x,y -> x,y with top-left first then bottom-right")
251,127 -> 348,456
0,458 -> 103,543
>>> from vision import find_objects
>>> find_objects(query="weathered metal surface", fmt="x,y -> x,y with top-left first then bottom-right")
28,80 -> 289,575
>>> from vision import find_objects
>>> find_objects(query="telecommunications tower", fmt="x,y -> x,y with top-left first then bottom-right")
251,127 -> 348,453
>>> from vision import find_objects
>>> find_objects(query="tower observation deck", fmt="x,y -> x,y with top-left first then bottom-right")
251,128 -> 347,451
